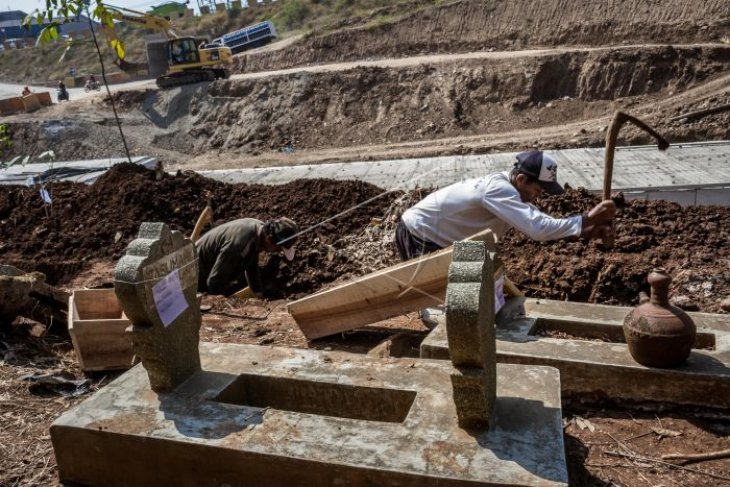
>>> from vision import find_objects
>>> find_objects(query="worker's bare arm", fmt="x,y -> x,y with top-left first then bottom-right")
580,200 -> 616,238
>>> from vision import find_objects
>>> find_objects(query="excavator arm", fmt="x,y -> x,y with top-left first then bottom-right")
97,4 -> 232,88
104,4 -> 179,39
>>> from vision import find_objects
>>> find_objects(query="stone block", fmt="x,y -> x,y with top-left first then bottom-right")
450,366 -> 494,429
0,96 -> 24,115
422,298 -> 730,408
446,241 -> 497,430
114,222 -> 201,392
51,343 -> 568,487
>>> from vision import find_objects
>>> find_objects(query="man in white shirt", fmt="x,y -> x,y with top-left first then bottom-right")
396,150 -> 615,260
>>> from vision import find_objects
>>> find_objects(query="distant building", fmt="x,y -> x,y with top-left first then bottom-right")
57,14 -> 100,38
0,10 -> 43,42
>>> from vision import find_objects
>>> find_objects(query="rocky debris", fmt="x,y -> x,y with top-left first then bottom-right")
720,297 -> 730,313
670,295 -> 699,311
0,265 -> 70,332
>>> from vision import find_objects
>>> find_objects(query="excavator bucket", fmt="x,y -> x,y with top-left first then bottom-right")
115,58 -> 148,75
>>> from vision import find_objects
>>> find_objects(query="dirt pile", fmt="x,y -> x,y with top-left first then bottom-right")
0,164 -> 400,294
1,167 -> 728,310
502,189 -> 730,313
234,0 -> 730,73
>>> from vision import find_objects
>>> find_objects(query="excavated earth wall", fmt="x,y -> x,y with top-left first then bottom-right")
4,46 -> 729,165
181,46 -> 730,154
234,0 -> 730,73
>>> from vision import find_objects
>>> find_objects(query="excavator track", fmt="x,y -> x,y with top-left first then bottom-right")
156,68 -> 229,89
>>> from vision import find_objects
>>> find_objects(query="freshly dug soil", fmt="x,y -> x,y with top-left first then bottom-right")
0,164 -> 401,295
1,168 -> 728,311
502,189 -> 730,313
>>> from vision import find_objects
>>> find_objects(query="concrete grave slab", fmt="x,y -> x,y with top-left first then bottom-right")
422,298 -> 730,408
51,343 -> 568,487
53,239 -> 567,486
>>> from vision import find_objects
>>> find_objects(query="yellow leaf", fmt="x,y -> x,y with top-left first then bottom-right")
110,39 -> 125,59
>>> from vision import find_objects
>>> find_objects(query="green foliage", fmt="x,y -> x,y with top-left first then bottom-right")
276,0 -> 311,29
333,0 -> 356,13
23,1 -> 126,59
0,123 -> 12,158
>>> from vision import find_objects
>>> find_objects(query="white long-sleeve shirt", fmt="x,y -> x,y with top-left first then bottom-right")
401,171 -> 582,247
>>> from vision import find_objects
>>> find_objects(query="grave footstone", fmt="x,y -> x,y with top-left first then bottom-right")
446,240 -> 498,429
114,222 -> 201,392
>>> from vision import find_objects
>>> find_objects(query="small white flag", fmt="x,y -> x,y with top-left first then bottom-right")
40,188 -> 52,204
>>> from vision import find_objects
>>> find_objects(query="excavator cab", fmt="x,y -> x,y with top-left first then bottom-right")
168,38 -> 200,65
100,4 -> 232,88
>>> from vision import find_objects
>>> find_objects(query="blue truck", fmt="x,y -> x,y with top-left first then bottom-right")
212,20 -> 277,55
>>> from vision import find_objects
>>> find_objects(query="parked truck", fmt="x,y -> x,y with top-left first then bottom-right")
212,20 -> 277,55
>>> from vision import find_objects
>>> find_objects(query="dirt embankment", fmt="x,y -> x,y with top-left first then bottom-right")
35,45 -> 721,162
3,44 -> 729,168
234,0 -> 730,74
1,166 -> 728,312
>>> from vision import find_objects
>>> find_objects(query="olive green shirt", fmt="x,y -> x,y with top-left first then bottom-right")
196,218 -> 265,296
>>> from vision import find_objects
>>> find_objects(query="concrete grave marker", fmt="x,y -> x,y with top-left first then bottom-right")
52,235 -> 568,486
114,222 -> 201,392
446,240 -> 498,429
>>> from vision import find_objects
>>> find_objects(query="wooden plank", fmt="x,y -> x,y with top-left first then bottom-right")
288,229 -> 497,340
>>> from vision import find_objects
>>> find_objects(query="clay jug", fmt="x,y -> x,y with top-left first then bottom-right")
623,268 -> 696,368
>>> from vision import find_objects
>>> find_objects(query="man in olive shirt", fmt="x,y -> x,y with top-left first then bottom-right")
197,217 -> 299,297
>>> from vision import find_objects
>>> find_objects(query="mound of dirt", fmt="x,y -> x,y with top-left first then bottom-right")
501,189 -> 730,313
234,0 -> 730,74
0,164 -> 401,294
1,167 -> 728,311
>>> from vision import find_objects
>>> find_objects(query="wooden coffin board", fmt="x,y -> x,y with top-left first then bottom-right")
288,229 -> 497,340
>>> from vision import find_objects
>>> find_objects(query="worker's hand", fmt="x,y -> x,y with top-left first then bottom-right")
583,200 -> 616,228
582,224 -> 614,240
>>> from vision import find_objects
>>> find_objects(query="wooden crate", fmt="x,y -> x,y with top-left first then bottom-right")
68,289 -> 135,372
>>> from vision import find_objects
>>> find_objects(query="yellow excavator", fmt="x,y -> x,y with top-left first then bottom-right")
103,5 -> 233,88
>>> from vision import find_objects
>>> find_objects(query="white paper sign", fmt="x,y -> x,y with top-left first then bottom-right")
494,274 -> 506,314
152,269 -> 189,327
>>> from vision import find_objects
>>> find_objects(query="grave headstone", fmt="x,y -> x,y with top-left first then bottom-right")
445,240 -> 498,429
114,222 -> 201,392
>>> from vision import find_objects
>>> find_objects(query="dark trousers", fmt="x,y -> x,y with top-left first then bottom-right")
395,219 -> 443,261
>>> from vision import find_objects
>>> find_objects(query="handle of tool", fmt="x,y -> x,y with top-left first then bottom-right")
503,276 -> 524,297
602,112 -> 628,247
190,206 -> 213,243
231,286 -> 255,299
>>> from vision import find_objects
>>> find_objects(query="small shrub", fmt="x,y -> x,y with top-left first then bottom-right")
276,0 -> 311,29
